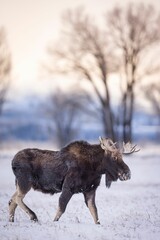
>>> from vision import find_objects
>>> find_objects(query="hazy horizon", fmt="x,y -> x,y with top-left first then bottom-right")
0,0 -> 160,98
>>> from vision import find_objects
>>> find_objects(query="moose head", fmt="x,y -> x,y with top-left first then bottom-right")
99,137 -> 140,187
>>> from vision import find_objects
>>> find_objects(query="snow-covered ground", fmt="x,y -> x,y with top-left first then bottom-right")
0,142 -> 160,240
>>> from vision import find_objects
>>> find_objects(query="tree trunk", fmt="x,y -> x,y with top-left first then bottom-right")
122,84 -> 134,143
102,101 -> 116,141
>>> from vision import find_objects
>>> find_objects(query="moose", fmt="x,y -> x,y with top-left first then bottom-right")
9,137 -> 139,224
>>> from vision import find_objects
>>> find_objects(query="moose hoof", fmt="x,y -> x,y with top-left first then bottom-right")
30,215 -> 38,222
9,215 -> 14,222
31,218 -> 38,222
96,220 -> 100,225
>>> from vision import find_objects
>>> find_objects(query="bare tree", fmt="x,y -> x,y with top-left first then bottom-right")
46,88 -> 91,147
106,3 -> 160,142
144,82 -> 160,124
45,4 -> 160,142
0,27 -> 11,115
45,8 -> 116,141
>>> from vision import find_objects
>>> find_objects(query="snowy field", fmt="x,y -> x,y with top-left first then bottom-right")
0,141 -> 160,240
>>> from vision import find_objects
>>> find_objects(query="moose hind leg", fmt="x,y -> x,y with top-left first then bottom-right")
9,191 -> 18,222
84,190 -> 100,224
16,184 -> 38,221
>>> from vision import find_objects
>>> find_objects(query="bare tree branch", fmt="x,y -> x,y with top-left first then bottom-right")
0,27 -> 11,115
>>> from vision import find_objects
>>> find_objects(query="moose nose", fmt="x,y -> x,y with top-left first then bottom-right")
118,170 -> 131,181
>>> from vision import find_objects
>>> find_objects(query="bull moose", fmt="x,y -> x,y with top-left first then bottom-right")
9,137 -> 139,224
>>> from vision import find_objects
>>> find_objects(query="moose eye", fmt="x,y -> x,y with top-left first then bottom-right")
114,157 -> 118,161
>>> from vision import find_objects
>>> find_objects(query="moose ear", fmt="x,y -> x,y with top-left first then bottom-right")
99,136 -> 106,150
99,136 -> 103,143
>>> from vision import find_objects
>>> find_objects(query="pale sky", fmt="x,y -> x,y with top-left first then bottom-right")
0,0 -> 160,98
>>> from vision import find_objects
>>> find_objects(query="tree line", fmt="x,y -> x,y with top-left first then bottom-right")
1,2 -> 160,146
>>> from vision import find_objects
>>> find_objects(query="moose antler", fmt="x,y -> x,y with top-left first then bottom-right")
122,142 -> 140,155
99,137 -> 140,154
99,137 -> 117,152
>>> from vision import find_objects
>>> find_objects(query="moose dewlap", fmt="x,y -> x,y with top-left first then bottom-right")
9,137 -> 139,224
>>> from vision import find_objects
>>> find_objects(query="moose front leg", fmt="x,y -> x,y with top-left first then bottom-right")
54,188 -> 73,222
83,190 -> 100,224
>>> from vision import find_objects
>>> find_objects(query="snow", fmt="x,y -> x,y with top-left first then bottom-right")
0,142 -> 160,240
